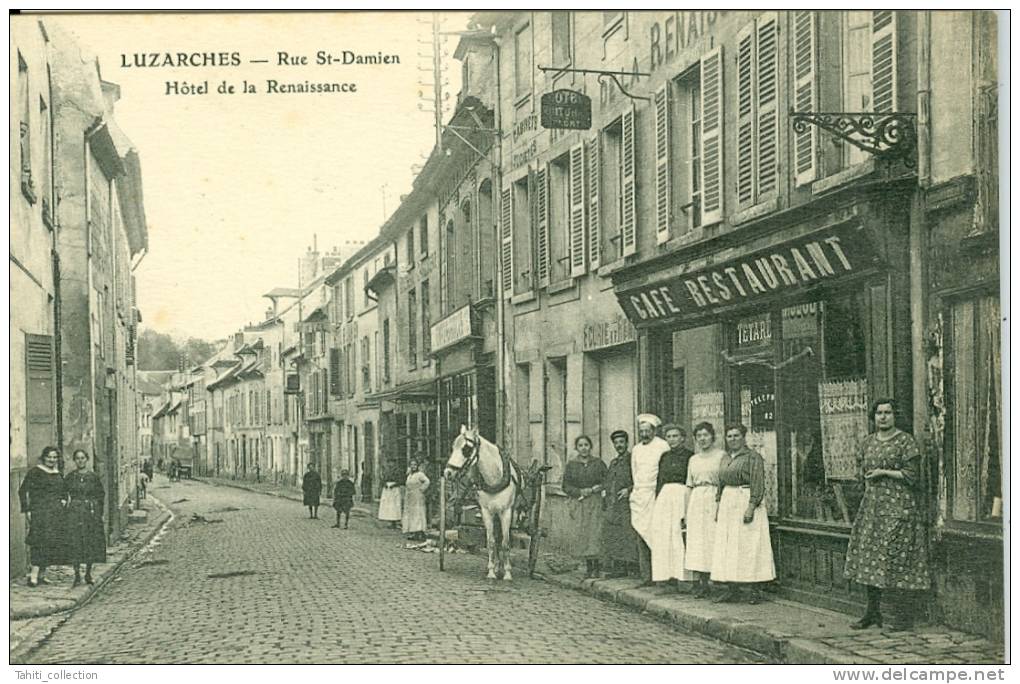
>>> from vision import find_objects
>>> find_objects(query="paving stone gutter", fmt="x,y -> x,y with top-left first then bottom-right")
195,476 -> 1005,665
10,495 -> 174,662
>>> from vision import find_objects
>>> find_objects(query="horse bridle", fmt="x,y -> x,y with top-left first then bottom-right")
447,436 -> 480,474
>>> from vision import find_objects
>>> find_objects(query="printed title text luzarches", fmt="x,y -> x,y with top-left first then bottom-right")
121,51 -> 400,68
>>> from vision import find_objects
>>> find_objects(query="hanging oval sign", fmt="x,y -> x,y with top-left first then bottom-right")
540,89 -> 592,130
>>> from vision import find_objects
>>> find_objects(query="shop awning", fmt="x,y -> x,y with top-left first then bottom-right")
366,377 -> 438,403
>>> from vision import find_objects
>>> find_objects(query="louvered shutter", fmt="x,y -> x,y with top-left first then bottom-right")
736,25 -> 756,206
329,348 -> 341,396
25,334 -> 56,458
534,166 -> 550,287
620,105 -> 637,256
500,185 -> 513,298
756,13 -> 779,198
793,11 -> 818,186
586,136 -> 601,270
654,84 -> 671,244
701,47 -> 724,226
569,144 -> 587,277
871,11 -> 896,113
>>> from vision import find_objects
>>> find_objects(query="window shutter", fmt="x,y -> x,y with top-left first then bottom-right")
756,12 -> 779,198
329,348 -> 341,396
500,185 -> 513,298
25,333 -> 55,457
620,104 -> 637,256
793,11 -> 818,186
871,11 -> 896,113
700,47 -> 724,226
568,143 -> 587,277
534,166 -> 550,287
736,25 -> 756,206
586,136 -> 601,270
654,84 -> 671,244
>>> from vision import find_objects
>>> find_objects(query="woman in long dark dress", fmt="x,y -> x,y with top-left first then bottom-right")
65,449 -> 106,586
18,446 -> 67,586
844,399 -> 931,631
562,435 -> 608,578
302,462 -> 323,519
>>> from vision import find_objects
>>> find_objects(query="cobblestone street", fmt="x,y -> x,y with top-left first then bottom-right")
26,479 -> 765,664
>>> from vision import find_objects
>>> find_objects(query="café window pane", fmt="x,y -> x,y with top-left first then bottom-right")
780,296 -> 868,525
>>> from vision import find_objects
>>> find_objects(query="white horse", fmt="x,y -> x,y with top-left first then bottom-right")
444,425 -> 522,580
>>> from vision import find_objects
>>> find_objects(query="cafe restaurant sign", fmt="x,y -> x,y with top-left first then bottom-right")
430,304 -> 474,353
617,224 -> 880,326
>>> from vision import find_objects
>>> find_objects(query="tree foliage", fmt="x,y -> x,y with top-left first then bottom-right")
137,328 -> 218,370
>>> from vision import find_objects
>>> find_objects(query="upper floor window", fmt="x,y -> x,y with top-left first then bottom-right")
842,11 -> 897,168
405,229 -> 415,269
18,51 -> 35,204
344,276 -> 354,319
550,12 -> 572,69
419,215 -> 429,258
362,269 -> 370,308
421,278 -> 431,358
735,14 -> 779,208
407,287 -> 418,369
382,319 -> 391,383
514,22 -> 533,101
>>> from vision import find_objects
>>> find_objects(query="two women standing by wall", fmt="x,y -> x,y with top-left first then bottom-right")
18,446 -> 106,587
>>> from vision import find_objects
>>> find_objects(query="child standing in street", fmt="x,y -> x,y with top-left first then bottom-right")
332,470 -> 356,529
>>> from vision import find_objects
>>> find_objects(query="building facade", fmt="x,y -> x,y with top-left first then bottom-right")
10,18 -> 59,575
472,10 -> 1001,638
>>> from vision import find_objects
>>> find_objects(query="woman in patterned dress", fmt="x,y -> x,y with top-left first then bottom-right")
65,449 -> 106,586
844,399 -> 931,631
685,422 -> 725,598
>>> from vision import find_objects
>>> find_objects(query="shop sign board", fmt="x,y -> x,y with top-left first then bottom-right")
430,304 -> 473,353
582,315 -> 637,352
541,89 -> 592,130
616,224 -> 880,326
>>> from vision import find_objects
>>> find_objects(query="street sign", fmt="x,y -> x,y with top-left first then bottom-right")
540,89 -> 592,130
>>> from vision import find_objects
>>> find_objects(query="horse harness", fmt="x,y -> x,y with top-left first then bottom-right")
448,436 -> 524,496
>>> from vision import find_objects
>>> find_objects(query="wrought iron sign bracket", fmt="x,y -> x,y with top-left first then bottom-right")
791,111 -> 917,163
538,66 -> 651,102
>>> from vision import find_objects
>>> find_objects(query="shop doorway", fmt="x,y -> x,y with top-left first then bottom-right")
597,350 -> 635,462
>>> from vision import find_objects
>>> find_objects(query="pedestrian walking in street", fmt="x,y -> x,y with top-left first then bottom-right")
65,449 -> 106,586
139,469 -> 149,499
684,422 -> 725,598
377,470 -> 403,529
630,413 -> 669,585
401,459 -> 430,540
601,430 -> 638,578
650,424 -> 694,589
844,399 -> 931,631
331,469 -> 356,529
562,435 -> 608,578
302,462 -> 323,519
18,446 -> 68,587
711,423 -> 775,604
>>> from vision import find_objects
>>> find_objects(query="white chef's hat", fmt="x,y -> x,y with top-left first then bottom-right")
637,413 -> 662,428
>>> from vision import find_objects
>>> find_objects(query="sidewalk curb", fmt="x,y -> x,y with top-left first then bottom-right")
538,571 -> 875,664
10,497 -> 173,622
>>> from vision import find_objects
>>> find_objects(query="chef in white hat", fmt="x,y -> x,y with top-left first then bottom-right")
630,413 -> 669,584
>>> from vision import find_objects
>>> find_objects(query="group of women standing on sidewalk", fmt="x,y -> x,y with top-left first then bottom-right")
18,446 -> 107,587
561,398 -> 930,626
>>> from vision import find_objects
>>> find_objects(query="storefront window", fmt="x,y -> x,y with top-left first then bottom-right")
948,295 -> 1002,523
780,296 -> 868,525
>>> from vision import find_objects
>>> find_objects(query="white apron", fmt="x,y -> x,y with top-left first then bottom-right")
651,483 -> 694,581
629,437 -> 669,545
710,486 -> 776,583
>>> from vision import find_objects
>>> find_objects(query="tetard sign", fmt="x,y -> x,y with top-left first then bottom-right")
540,89 -> 592,130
